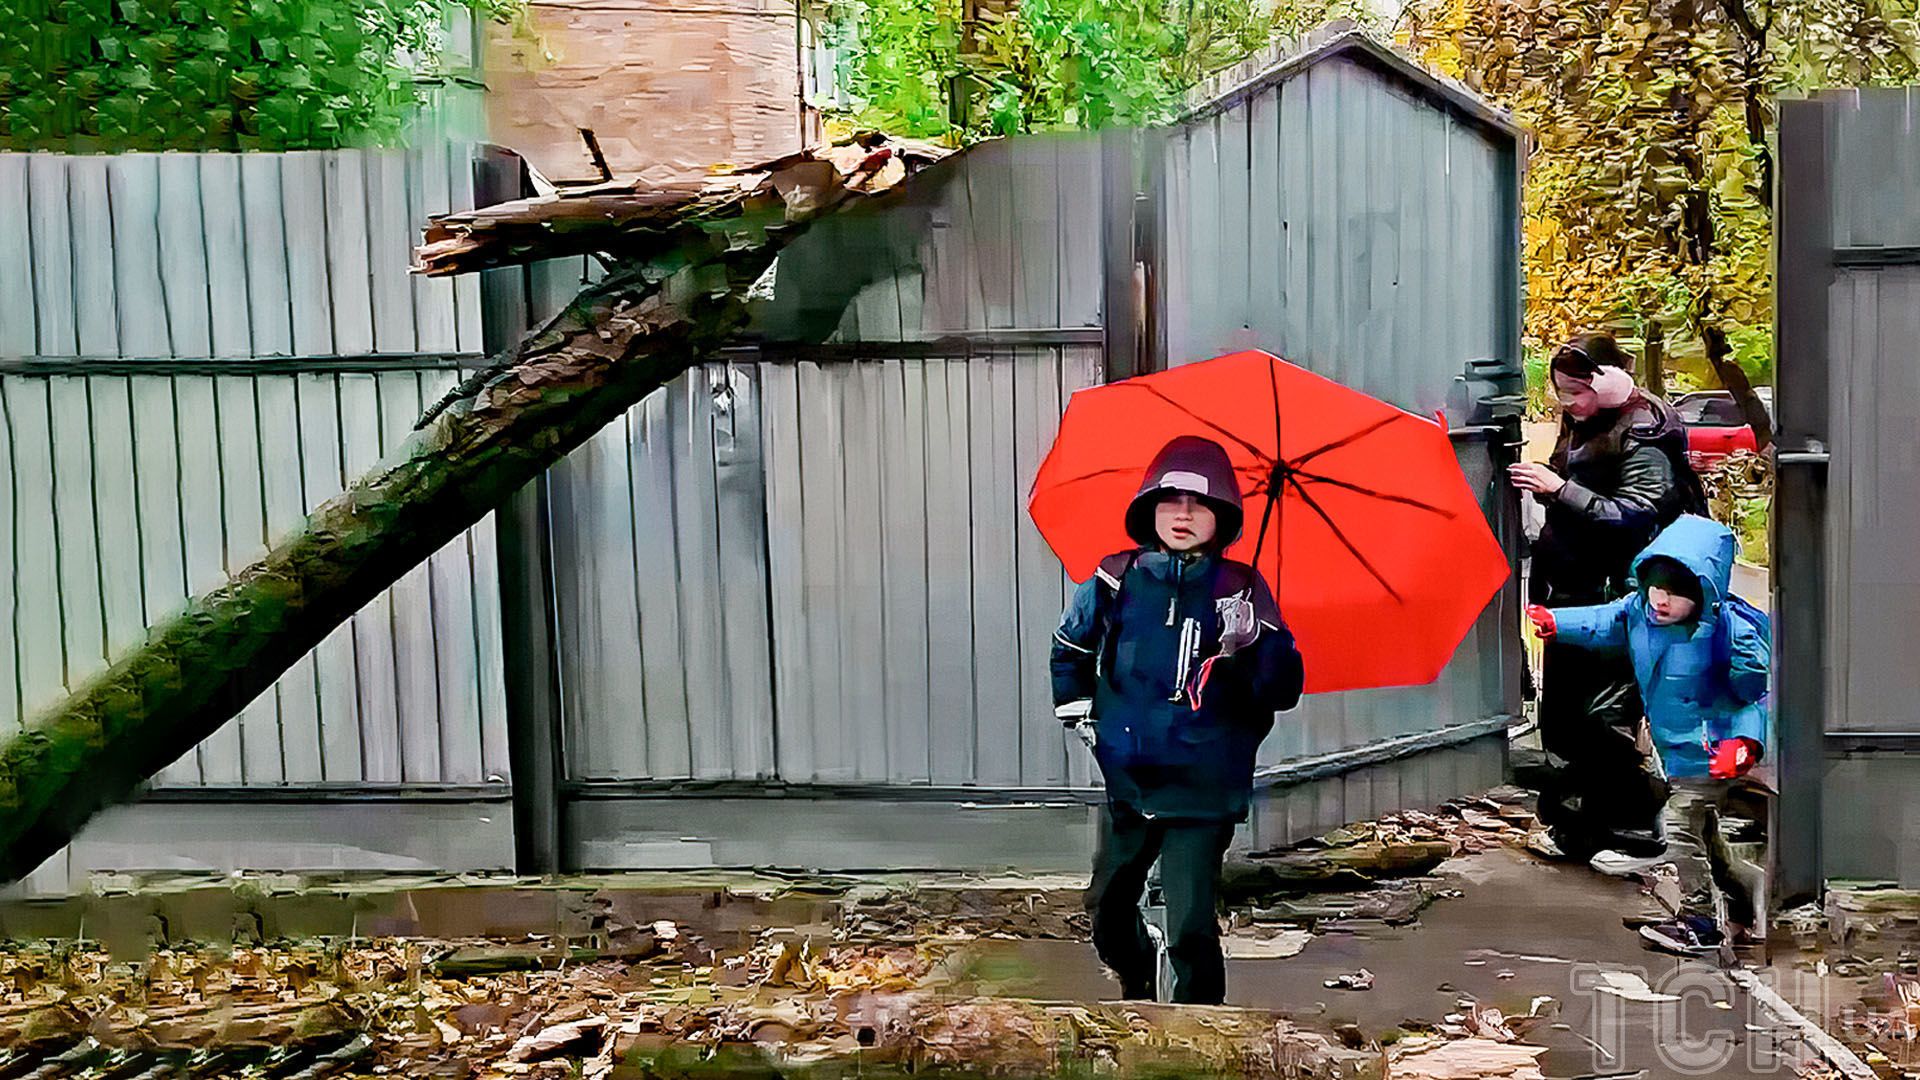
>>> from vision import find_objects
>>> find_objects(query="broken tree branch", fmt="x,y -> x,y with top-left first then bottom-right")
0,133 -> 946,884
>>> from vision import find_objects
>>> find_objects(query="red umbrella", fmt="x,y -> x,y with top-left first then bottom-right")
1028,350 -> 1509,695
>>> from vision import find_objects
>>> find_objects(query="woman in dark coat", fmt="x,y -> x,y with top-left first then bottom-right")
1509,334 -> 1708,860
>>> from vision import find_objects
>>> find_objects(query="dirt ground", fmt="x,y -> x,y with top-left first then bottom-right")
0,791 -> 1898,1080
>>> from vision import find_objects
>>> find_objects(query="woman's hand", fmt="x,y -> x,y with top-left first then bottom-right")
1508,462 -> 1567,496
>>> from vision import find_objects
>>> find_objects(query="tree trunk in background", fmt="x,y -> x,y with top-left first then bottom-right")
1642,317 -> 1667,400
1704,322 -> 1774,452
0,136 -> 944,883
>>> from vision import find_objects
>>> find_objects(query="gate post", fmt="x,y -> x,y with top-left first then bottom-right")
475,146 -> 567,876
1772,98 -> 1834,906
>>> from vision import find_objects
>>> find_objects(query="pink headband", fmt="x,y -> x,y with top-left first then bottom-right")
1588,365 -> 1635,409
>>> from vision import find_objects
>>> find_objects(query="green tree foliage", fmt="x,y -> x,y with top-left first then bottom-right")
0,0 -> 522,151
1402,0 -> 1920,444
817,0 -> 1375,140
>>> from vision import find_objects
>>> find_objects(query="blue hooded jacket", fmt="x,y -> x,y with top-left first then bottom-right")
1551,515 -> 1769,780
1050,436 -> 1305,821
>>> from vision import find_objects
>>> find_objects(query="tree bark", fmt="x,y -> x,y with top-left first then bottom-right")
0,135 -> 944,884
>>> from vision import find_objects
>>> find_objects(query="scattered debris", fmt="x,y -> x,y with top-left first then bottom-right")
1589,970 -> 1681,1004
509,1016 -> 608,1062
1325,969 -> 1376,991
1388,1036 -> 1548,1080
1221,928 -> 1314,960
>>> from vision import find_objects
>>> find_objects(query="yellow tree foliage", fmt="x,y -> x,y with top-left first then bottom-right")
1401,0 -> 1920,441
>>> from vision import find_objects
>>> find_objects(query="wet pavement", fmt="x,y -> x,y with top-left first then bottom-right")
967,847 -> 1826,1080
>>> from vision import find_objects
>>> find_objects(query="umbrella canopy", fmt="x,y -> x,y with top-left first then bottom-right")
1028,350 -> 1509,695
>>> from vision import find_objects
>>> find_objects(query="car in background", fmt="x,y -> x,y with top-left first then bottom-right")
1674,387 -> 1774,470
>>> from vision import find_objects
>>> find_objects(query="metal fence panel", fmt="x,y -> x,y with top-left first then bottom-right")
0,372 -> 512,787
547,363 -> 779,783
759,348 -> 1105,786
1825,268 -> 1920,733
1161,53 -> 1521,760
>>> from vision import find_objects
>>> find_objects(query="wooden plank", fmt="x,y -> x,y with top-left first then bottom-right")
1219,104 -> 1254,345
923,358 -> 975,783
408,140 -> 459,352
197,155 -> 254,358
1248,88 -> 1285,353
366,150 -> 418,354
46,378 -> 105,697
25,157 -> 76,356
448,145 -> 485,353
758,363 -> 812,780
323,150 -> 376,356
877,357 -> 932,783
175,375 -> 245,782
543,430 -> 594,779
212,375 -> 284,784
550,417 -> 614,778
381,373 -> 445,782
573,407 -> 649,781
712,363 -> 777,779
1158,135 -> 1191,364
796,361 -> 848,780
413,369 -> 485,784
1014,350 -> 1067,787
970,354 -> 1021,786
156,153 -> 214,358
257,375 -> 324,782
292,374 -> 362,781
239,155 -> 293,356
78,156 -> 132,356
969,145 -> 1018,330
1281,77 -> 1314,366
671,372 -> 736,781
470,511 -> 512,783
337,373 -> 401,780
1011,141 -> 1062,332
280,153 -> 334,355
126,376 -> 199,784
0,157 -> 34,355
6,381 -> 66,724
837,362 -> 887,780
0,375 -> 14,728
1056,136 -> 1104,330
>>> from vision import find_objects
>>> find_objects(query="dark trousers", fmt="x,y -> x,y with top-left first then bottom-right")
1084,803 -> 1236,1005
1536,642 -> 1666,856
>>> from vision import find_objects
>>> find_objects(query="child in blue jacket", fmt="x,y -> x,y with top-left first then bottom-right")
1051,435 -> 1305,1004
1528,514 -> 1770,955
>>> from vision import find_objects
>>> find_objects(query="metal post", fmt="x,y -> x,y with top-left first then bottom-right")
475,147 -> 567,876
1771,98 -> 1834,907
1101,128 -> 1142,381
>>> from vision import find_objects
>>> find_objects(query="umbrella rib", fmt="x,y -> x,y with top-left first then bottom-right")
1035,464 -> 1163,492
1287,414 -> 1408,470
1290,470 -> 1460,519
1284,473 -> 1406,605
1111,383 -> 1275,463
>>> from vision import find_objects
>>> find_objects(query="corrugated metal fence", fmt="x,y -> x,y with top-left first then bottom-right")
1774,90 -> 1920,893
0,38 -> 1526,882
0,146 -> 511,798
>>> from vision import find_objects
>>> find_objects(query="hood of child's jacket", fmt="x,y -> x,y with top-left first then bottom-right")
1124,436 -> 1245,548
1630,514 -> 1735,611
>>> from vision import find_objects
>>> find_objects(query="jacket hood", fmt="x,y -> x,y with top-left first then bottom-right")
1630,514 -> 1735,613
1125,436 -> 1245,549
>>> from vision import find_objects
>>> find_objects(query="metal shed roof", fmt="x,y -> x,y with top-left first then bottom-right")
1179,31 -> 1524,145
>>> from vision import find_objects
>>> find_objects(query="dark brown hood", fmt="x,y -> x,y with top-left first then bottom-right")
1124,436 -> 1245,549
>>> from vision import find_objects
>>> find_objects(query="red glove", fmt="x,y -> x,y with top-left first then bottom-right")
1709,737 -> 1762,779
1526,605 -> 1557,640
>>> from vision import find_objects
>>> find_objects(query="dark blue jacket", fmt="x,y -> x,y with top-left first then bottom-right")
1553,515 -> 1769,780
1052,549 -> 1304,821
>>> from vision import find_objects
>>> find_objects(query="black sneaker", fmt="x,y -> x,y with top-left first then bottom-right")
1638,916 -> 1724,957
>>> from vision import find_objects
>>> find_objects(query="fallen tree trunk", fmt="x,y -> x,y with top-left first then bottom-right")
0,134 -> 945,883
